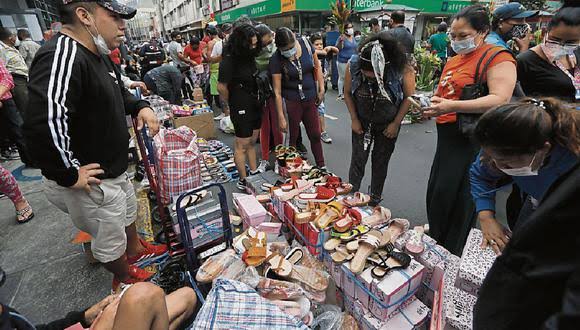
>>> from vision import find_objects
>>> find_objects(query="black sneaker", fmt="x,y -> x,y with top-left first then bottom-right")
296,142 -> 308,155
236,178 -> 247,191
0,149 -> 19,160
369,195 -> 382,207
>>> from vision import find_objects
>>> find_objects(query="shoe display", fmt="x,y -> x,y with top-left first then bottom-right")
321,131 -> 332,144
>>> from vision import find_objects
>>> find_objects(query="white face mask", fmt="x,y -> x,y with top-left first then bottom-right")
14,38 -> 21,47
451,35 -> 478,55
346,28 -> 354,36
84,15 -> 111,55
497,152 -> 540,177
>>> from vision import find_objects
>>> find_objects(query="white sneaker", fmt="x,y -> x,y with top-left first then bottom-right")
321,131 -> 332,144
257,160 -> 269,173
214,113 -> 225,121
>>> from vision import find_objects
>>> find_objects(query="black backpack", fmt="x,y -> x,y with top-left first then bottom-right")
254,70 -> 273,107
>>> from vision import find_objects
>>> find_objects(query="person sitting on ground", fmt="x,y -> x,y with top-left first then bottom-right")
486,1 -> 538,52
0,282 -> 197,330
0,164 -> 34,223
516,0 -> 579,102
470,98 -> 580,255
344,34 -> 415,207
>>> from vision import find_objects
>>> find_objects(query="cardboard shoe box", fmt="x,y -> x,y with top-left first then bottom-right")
173,112 -> 216,139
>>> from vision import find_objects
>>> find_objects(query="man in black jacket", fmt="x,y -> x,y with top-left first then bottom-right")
24,0 -> 165,290
384,11 -> 415,55
474,163 -> 580,329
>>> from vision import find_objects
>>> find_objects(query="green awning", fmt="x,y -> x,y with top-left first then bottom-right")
356,4 -> 419,13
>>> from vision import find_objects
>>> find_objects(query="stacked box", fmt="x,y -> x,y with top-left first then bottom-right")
456,229 -> 497,296
440,255 -> 477,330
380,296 -> 430,330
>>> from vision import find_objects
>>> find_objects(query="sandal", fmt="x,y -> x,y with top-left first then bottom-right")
371,251 -> 412,279
172,190 -> 208,211
343,192 -> 371,207
362,206 -> 392,227
280,179 -> 314,202
333,209 -> 362,233
297,186 -> 336,203
349,230 -> 383,274
265,253 -> 293,277
16,202 -> 34,224
295,210 -> 318,224
242,231 -> 268,267
405,226 -> 425,254
330,246 -> 354,264
314,201 -> 344,229
384,218 -> 410,244
286,247 -> 304,265
323,238 -> 342,251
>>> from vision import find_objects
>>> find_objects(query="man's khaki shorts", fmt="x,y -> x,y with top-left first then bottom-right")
44,172 -> 137,263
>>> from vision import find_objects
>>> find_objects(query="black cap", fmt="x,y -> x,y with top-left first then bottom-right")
62,0 -> 137,20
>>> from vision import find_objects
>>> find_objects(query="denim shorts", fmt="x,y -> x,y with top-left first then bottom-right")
317,101 -> 325,116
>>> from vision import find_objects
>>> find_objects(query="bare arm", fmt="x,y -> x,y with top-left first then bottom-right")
343,64 -> 363,134
271,73 -> 287,132
217,82 -> 229,112
324,46 -> 339,54
394,65 -> 416,123
313,52 -> 324,93
425,61 -> 516,116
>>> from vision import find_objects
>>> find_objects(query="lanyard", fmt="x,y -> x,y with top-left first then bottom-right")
288,56 -> 306,100
554,55 -> 580,100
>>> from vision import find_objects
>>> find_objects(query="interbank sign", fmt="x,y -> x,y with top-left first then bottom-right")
353,0 -> 387,11
215,0 -> 281,23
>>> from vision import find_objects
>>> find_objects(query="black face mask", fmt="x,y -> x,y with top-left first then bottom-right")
502,23 -> 527,41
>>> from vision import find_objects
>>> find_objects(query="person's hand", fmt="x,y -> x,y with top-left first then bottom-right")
84,294 -> 117,325
129,81 -> 148,94
351,118 -> 364,135
72,164 -> 104,193
136,107 -> 160,136
479,213 -> 512,255
316,90 -> 325,106
384,121 -> 400,138
279,116 -> 288,133
514,33 -> 531,52
423,96 -> 455,118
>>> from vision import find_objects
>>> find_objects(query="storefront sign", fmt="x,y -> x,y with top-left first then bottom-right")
281,0 -> 297,13
353,0 -> 387,11
220,0 -> 235,11
215,0 -> 281,23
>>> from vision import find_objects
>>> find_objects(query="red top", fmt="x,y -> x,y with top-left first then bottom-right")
184,43 -> 205,65
109,48 -> 122,65
0,60 -> 14,101
435,44 -> 516,124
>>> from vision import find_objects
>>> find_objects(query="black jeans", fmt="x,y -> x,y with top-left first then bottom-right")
349,121 -> 397,205
0,98 -> 32,165
11,74 -> 28,118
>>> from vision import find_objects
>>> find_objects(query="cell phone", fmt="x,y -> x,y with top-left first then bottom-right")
408,95 -> 431,110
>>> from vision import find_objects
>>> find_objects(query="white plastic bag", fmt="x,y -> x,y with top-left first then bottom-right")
219,115 -> 235,134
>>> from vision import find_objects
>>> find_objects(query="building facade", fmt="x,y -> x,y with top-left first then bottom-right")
157,0 -> 207,41
126,7 -> 159,44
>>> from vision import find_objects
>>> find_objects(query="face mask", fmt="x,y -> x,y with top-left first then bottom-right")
265,42 -> 275,53
354,35 -> 362,43
509,24 -> 529,40
451,35 -> 478,55
346,28 -> 354,36
541,41 -> 578,62
281,46 -> 297,59
14,38 -> 21,47
84,15 -> 111,55
497,152 -> 539,177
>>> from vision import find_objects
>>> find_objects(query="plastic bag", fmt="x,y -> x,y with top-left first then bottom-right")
195,249 -> 236,283
310,305 -> 345,330
256,278 -> 306,300
237,266 -> 261,288
215,257 -> 246,284
219,116 -> 235,134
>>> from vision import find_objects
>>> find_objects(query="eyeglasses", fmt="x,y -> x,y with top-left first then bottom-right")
545,35 -> 579,47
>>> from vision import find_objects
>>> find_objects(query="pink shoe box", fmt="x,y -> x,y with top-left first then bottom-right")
271,189 -> 285,219
380,296 -> 430,330
435,255 -> 476,330
189,218 -> 224,248
233,193 -> 267,227
368,255 -> 425,320
355,267 -> 378,310
416,260 -> 445,308
456,229 -> 497,296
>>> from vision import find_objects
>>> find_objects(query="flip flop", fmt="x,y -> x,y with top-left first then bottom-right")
314,201 -> 344,229
362,206 -> 392,227
286,247 -> 304,265
297,186 -> 336,203
172,190 -> 208,211
349,230 -> 382,274
371,251 -> 412,279
343,192 -> 371,207
334,224 -> 370,242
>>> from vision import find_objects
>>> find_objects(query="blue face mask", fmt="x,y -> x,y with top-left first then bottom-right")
451,35 -> 478,55
281,46 -> 297,58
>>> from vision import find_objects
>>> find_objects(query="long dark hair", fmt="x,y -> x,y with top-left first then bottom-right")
225,23 -> 261,59
475,98 -> 580,156
453,5 -> 491,34
359,33 -> 407,74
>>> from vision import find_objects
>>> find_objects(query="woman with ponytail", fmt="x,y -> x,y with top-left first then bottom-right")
470,97 -> 580,254
517,0 -> 579,101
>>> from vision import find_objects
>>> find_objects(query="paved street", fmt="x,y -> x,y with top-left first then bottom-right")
0,89 -> 506,322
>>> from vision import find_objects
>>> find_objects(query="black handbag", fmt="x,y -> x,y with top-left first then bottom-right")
458,47 -> 514,136
254,70 -> 273,107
